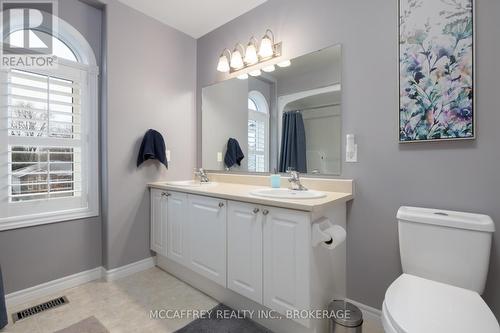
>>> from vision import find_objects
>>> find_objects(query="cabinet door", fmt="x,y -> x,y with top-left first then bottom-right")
167,192 -> 189,265
263,206 -> 310,319
187,195 -> 227,287
227,201 -> 263,303
150,189 -> 167,256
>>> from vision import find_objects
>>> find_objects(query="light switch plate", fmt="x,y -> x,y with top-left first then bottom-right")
346,145 -> 358,163
217,152 -> 223,162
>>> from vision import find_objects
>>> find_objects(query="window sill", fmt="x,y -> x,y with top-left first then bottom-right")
0,208 -> 99,231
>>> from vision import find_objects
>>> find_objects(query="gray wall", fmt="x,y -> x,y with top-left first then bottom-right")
102,0 -> 197,269
196,0 -> 500,319
0,0 -> 103,294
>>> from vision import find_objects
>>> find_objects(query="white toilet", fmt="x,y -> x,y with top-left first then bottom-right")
382,206 -> 500,333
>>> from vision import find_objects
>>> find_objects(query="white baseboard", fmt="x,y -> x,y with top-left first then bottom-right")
346,298 -> 382,324
5,267 -> 102,308
5,256 -> 156,308
101,256 -> 156,282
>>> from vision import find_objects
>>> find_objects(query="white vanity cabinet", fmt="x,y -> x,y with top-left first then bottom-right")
150,188 -> 167,256
187,194 -> 227,287
262,206 -> 310,322
166,192 -> 188,265
227,201 -> 263,304
150,184 -> 349,332
150,190 -> 227,287
227,201 -> 311,319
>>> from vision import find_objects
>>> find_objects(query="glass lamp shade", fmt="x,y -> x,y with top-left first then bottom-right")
217,54 -> 230,72
249,69 -> 261,77
262,65 -> 275,72
230,49 -> 244,69
277,60 -> 291,68
244,43 -> 258,65
237,73 -> 249,80
258,35 -> 274,59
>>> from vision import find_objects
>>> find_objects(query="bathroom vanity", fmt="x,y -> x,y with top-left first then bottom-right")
149,174 -> 353,333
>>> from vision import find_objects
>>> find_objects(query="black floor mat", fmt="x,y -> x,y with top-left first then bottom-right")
175,304 -> 273,333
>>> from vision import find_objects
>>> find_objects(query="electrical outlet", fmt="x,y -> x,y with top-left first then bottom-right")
217,152 -> 223,162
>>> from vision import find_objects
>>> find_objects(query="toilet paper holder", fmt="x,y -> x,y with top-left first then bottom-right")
312,217 -> 346,250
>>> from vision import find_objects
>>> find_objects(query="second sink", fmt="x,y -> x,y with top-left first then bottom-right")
165,180 -> 217,187
249,188 -> 326,200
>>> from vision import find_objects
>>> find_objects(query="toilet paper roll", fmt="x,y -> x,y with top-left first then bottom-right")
320,225 -> 346,250
312,217 -> 346,250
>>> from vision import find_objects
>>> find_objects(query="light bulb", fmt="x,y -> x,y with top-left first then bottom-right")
262,65 -> 275,72
237,73 -> 249,80
249,69 -> 261,77
258,35 -> 274,59
277,60 -> 291,67
230,49 -> 244,69
244,43 -> 258,65
217,54 -> 230,72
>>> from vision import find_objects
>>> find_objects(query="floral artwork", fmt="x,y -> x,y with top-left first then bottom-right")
399,0 -> 474,142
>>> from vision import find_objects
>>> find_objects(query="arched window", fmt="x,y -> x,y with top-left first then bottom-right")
0,16 -> 99,230
248,97 -> 258,112
7,30 -> 78,62
248,91 -> 269,173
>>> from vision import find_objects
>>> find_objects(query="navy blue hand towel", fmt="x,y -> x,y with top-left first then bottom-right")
0,266 -> 7,329
137,129 -> 168,168
224,138 -> 244,168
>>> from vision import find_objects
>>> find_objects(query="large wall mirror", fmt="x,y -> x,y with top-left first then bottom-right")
202,44 -> 342,176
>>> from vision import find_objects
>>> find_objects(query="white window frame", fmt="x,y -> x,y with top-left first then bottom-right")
0,15 -> 99,231
247,91 -> 269,173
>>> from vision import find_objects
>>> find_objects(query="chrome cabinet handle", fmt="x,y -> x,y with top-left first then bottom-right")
161,192 -> 170,197
253,208 -> 260,214
219,202 -> 225,208
262,209 -> 269,216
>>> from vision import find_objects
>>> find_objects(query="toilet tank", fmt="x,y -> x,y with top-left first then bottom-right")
397,206 -> 495,294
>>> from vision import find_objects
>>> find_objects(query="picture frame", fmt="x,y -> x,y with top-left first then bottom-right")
398,0 -> 475,143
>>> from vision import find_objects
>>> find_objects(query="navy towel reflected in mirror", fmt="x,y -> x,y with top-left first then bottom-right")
225,138 -> 245,169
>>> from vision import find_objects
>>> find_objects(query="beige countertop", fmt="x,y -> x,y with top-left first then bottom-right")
148,180 -> 353,212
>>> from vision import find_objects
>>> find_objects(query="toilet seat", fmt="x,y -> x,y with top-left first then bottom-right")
382,274 -> 499,333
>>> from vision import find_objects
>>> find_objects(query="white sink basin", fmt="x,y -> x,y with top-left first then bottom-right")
165,180 -> 217,187
249,188 -> 326,200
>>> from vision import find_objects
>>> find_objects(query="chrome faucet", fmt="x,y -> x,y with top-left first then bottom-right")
288,171 -> 307,191
194,168 -> 210,183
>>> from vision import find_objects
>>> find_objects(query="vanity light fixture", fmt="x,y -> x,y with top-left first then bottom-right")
230,43 -> 245,69
216,29 -> 282,74
216,49 -> 231,73
237,73 -> 249,80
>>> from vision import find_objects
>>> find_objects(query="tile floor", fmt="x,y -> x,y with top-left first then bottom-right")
1,267 -> 384,333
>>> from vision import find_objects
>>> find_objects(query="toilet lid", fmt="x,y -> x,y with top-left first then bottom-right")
384,274 -> 499,333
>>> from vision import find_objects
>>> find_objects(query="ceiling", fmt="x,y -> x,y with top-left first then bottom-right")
116,0 -> 268,39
